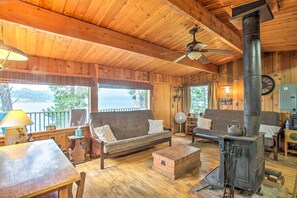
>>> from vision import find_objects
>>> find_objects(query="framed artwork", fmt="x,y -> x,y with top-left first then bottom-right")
220,98 -> 233,105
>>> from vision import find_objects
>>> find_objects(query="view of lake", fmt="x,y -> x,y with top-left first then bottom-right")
13,102 -> 55,112
9,85 -> 141,112
13,99 -> 136,112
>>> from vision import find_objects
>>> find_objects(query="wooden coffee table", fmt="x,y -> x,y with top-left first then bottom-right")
152,144 -> 201,180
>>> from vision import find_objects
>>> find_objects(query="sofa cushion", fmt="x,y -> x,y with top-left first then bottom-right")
259,124 -> 280,138
204,109 -> 243,132
203,109 -> 279,132
93,125 -> 117,143
148,119 -> 164,134
104,131 -> 171,154
197,117 -> 212,129
265,137 -> 275,147
194,127 -> 227,140
90,110 -> 154,140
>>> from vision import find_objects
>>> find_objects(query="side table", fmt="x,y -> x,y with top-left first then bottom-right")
68,135 -> 86,165
284,129 -> 297,156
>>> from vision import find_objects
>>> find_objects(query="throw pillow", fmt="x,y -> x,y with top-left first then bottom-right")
148,119 -> 164,134
93,125 -> 117,143
259,124 -> 280,138
197,117 -> 212,129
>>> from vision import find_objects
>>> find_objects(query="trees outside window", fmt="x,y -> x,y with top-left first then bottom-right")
0,84 -> 13,111
190,85 -> 208,114
44,86 -> 88,112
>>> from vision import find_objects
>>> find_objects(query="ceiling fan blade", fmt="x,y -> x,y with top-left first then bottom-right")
195,43 -> 208,50
204,49 -> 233,55
199,54 -> 210,64
173,54 -> 187,63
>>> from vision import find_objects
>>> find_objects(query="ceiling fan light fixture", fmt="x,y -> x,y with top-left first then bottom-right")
187,51 -> 202,60
0,41 -> 28,61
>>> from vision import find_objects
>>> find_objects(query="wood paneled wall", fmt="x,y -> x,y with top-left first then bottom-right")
183,71 -> 214,85
98,65 -> 149,82
182,50 -> 297,123
6,56 -> 91,78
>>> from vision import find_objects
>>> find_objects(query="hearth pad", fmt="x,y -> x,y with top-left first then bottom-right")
189,169 -> 289,198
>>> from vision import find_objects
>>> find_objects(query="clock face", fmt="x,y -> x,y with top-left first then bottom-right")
261,75 -> 275,95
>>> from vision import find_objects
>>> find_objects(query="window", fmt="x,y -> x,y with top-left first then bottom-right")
98,88 -> 150,111
0,83 -> 88,132
190,85 -> 208,114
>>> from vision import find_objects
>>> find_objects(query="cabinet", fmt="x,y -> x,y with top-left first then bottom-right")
280,84 -> 297,110
284,129 -> 297,156
185,115 -> 197,135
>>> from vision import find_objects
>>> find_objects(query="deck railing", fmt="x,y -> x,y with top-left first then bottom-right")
26,108 -> 141,132
26,111 -> 70,132
98,108 -> 140,112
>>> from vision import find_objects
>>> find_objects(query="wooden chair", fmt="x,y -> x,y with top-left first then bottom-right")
4,127 -> 28,145
69,109 -> 87,127
38,172 -> 86,198
76,172 -> 86,198
293,173 -> 297,198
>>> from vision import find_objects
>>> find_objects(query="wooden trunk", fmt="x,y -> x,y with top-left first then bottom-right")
152,145 -> 201,180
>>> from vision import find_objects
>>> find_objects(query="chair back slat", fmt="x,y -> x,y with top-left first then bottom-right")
76,172 -> 86,198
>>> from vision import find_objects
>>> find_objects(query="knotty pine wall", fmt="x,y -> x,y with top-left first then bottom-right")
183,50 -> 297,123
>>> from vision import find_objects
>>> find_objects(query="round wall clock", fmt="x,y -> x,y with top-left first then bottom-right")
261,75 -> 275,95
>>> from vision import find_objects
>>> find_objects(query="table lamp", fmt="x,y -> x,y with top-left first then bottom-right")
0,112 -> 8,135
0,110 -> 34,145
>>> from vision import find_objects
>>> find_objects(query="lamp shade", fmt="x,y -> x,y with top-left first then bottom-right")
187,51 -> 202,60
0,110 -> 33,128
0,41 -> 28,61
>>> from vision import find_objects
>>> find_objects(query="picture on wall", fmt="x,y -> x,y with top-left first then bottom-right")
220,98 -> 233,105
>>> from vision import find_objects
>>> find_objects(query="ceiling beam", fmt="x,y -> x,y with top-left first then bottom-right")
0,1 -> 218,73
162,0 -> 243,53
266,0 -> 280,13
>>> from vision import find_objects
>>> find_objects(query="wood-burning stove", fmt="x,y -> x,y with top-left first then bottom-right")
219,135 -> 265,192
218,0 -> 274,194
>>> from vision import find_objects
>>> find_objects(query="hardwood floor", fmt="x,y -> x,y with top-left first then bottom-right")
75,136 -> 297,197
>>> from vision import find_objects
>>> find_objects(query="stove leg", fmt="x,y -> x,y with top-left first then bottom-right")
256,187 -> 263,196
195,184 -> 210,192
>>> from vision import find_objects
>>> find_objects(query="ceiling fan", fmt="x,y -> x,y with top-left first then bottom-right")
172,27 -> 234,64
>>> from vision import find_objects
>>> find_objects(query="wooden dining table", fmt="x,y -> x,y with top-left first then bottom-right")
0,139 -> 81,198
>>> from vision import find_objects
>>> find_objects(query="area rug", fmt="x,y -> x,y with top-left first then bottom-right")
189,177 -> 289,198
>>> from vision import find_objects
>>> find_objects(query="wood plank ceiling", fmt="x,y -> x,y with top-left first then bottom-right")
0,0 -> 296,76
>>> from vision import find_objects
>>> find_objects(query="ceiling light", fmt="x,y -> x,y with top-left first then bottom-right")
0,25 -> 28,71
187,51 -> 202,60
0,41 -> 28,61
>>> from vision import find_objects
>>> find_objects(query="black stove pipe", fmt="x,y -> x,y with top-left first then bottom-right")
243,11 -> 262,137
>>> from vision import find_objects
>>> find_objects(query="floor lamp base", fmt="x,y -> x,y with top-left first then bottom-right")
175,132 -> 186,137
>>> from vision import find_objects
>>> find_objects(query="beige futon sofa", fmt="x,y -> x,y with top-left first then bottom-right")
89,110 -> 171,169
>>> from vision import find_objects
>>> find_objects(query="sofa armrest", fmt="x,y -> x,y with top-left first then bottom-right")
91,135 -> 104,144
90,135 -> 105,158
163,127 -> 171,131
